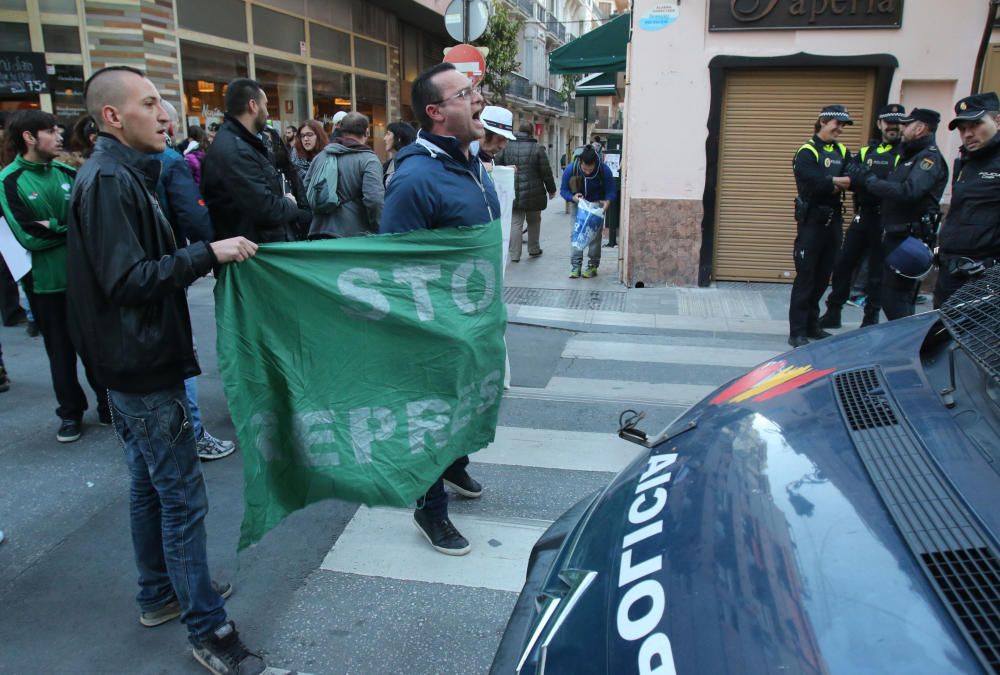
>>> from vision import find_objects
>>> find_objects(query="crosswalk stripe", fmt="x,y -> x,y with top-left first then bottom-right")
505,384 -> 691,408
508,304 -> 791,336
541,376 -> 716,408
562,338 -> 777,368
475,426 -> 644,473
320,507 -> 551,592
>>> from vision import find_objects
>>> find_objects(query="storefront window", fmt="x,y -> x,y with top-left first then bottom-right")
42,25 -> 81,53
352,2 -> 387,41
180,42 -> 248,127
0,22 -> 31,51
39,0 -> 77,13
0,0 -> 26,9
176,0 -> 247,42
354,37 -> 386,74
251,5 -> 304,55
311,66 -> 351,127
356,75 -> 387,161
256,56 -> 307,131
310,23 -> 351,66
49,64 -> 84,127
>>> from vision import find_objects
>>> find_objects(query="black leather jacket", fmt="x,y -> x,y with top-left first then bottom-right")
938,132 -> 1000,258
67,134 -> 216,394
201,115 -> 310,243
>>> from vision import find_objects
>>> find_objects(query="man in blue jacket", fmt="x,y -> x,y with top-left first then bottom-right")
381,62 -> 499,556
560,146 -> 617,278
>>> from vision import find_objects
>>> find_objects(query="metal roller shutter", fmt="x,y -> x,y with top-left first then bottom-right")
714,69 -> 875,282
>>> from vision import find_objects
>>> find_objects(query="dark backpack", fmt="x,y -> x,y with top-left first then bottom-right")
308,153 -> 341,215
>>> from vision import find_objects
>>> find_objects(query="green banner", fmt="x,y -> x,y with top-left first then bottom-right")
214,223 -> 506,549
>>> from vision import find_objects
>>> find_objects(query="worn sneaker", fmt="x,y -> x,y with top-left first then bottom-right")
56,418 -> 82,443
581,266 -> 598,278
191,621 -> 265,675
0,367 -> 9,393
140,581 -> 233,627
568,267 -> 581,279
197,431 -> 236,462
443,469 -> 483,498
916,294 -> 929,305
846,294 -> 866,308
529,249 -> 543,257
413,509 -> 471,556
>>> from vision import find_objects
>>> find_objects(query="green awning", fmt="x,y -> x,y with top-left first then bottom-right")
575,71 -> 616,97
549,13 -> 630,75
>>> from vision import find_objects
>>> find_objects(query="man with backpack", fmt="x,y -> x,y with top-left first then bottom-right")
559,146 -> 617,278
306,112 -> 384,238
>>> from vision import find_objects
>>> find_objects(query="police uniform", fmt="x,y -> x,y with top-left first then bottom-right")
821,104 -> 904,328
852,108 -> 948,320
933,92 -> 1000,307
789,105 -> 851,345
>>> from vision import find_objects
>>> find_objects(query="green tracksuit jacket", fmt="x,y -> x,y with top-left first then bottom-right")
0,154 -> 76,293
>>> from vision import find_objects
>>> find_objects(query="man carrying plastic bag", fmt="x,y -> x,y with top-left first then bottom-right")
559,146 -> 618,278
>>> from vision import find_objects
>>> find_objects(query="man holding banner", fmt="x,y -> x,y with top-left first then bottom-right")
381,62 -> 501,555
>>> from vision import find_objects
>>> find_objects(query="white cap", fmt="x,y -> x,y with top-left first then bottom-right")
332,111 -> 348,125
481,105 -> 516,140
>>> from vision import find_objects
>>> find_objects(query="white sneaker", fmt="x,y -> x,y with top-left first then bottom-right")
196,430 -> 236,461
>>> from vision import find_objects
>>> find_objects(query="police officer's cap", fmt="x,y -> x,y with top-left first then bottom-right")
877,104 -> 906,122
948,92 -> 1000,130
887,236 -> 934,280
898,108 -> 941,126
818,104 -> 854,125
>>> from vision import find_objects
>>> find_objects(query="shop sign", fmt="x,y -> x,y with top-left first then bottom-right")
0,52 -> 49,96
708,0 -> 904,31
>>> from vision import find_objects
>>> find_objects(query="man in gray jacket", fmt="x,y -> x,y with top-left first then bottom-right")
306,112 -> 384,238
497,122 -> 557,261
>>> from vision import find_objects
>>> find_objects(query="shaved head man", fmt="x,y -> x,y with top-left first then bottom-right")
67,66 -> 265,675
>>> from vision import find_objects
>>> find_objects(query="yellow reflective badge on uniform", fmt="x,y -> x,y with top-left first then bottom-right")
920,157 -> 935,171
824,158 -> 832,168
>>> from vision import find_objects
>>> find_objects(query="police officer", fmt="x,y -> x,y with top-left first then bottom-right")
820,104 -> 905,329
933,92 -> 1000,306
848,108 -> 948,320
789,105 -> 853,348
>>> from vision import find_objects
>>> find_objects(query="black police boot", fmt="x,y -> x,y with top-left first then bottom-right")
860,308 -> 880,327
807,329 -> 832,340
788,336 -> 809,348
818,307 -> 842,329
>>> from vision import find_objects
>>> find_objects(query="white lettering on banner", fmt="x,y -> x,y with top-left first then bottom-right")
393,265 -> 442,322
451,258 -> 496,314
338,267 -> 390,320
292,411 -> 340,466
638,633 -> 677,675
248,370 -> 504,465
406,399 -> 452,454
614,453 -> 679,674
349,407 -> 396,464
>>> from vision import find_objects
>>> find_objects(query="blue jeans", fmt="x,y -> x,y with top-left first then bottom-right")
184,376 -> 203,439
109,385 -> 226,642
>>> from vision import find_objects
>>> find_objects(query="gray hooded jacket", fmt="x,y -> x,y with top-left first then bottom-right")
306,138 -> 384,238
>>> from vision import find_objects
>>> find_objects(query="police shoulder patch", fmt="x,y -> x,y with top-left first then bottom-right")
920,157 -> 935,171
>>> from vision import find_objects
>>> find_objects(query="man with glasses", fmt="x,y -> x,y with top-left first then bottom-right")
380,63 -> 500,556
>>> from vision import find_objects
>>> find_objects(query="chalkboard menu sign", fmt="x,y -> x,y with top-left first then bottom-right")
0,52 -> 49,96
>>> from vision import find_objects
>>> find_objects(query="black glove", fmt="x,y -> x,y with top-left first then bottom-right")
845,162 -> 869,184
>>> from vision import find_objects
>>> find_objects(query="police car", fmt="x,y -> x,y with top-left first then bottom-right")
491,270 -> 1000,675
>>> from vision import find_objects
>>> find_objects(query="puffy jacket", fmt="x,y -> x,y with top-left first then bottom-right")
151,146 -> 213,244
184,148 -> 205,185
0,154 -> 74,293
938,132 -> 1000,257
201,115 -> 310,243
306,138 -> 384,238
381,131 -> 500,233
66,134 -> 216,394
559,160 -> 618,204
495,133 -> 556,211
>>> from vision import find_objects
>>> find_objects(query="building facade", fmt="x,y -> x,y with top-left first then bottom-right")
618,0 -> 1000,287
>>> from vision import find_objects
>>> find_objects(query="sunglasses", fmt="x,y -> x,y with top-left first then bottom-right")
431,85 -> 481,106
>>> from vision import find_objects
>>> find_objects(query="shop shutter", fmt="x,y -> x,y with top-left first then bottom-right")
714,69 -> 875,282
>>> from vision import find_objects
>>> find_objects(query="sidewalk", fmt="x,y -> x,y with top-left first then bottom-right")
501,205 -> 874,340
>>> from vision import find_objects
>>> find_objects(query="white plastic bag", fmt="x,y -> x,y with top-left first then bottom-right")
571,199 -> 605,251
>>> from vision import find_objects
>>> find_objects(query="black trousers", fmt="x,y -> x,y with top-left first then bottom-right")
419,454 -> 470,519
880,236 -> 919,321
23,275 -> 106,420
789,218 -> 842,337
826,212 -> 883,316
0,256 -> 25,326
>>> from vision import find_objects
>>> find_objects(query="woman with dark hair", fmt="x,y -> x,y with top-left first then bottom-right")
266,126 -> 311,241
183,125 -> 209,185
293,119 -> 328,185
382,121 -> 416,186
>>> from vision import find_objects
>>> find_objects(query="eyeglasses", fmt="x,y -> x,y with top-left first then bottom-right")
431,86 -> 480,106
300,131 -> 317,139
